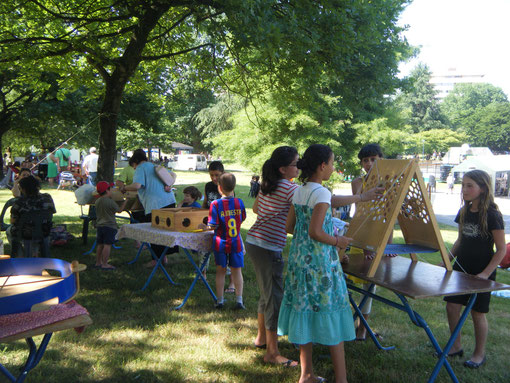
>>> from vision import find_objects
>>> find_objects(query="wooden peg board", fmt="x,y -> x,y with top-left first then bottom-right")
346,159 -> 451,277
151,207 -> 209,232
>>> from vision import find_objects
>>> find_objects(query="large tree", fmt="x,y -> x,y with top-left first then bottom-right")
463,102 -> 510,151
441,83 -> 508,130
0,0 -> 411,181
395,63 -> 446,132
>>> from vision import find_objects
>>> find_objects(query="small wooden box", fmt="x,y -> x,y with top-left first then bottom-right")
151,207 -> 209,232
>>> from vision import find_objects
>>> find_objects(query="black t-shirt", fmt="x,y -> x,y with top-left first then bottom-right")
203,181 -> 222,208
454,205 -> 504,277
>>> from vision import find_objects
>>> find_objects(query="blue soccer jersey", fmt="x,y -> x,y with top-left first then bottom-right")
208,197 -> 246,255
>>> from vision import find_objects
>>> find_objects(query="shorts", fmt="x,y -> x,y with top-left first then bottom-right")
97,226 -> 117,245
444,291 -> 492,313
214,251 -> 244,268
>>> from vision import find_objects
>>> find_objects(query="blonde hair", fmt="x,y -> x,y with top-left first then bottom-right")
459,170 -> 499,237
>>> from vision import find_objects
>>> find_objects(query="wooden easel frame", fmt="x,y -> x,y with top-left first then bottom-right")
346,159 -> 452,277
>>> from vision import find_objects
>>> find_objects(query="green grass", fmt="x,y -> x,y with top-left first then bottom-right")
1,171 -> 509,383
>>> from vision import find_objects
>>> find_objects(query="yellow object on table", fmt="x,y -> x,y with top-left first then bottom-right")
346,247 -> 368,284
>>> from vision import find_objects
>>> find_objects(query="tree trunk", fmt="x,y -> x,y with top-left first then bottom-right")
97,82 -> 124,182
0,134 -> 3,178
92,3 -> 170,182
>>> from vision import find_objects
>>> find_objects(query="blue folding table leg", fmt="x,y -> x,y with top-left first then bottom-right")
174,249 -> 217,310
0,334 -> 52,383
427,293 -> 477,383
395,293 -> 460,383
83,239 -> 122,256
127,241 -> 151,265
140,246 -> 178,291
347,282 -> 395,351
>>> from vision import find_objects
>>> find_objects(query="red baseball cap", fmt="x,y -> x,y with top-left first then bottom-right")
96,181 -> 114,194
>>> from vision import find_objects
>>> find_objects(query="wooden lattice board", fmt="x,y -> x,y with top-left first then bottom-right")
346,159 -> 452,277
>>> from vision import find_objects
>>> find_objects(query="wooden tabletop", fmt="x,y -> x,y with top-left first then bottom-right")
342,255 -> 510,299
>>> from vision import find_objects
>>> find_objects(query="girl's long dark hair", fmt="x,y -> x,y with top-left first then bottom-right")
298,144 -> 333,183
459,169 -> 500,237
260,146 -> 298,195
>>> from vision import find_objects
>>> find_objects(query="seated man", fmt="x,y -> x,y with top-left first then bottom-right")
7,176 -> 56,257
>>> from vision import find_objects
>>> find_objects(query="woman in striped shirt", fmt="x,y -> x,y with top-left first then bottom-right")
246,146 -> 300,367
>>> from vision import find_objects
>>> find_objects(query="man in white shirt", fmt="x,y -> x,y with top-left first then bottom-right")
82,147 -> 99,185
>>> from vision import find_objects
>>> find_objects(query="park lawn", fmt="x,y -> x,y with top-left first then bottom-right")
0,170 -> 509,383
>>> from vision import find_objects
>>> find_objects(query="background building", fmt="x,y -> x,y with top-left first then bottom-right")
430,68 -> 485,100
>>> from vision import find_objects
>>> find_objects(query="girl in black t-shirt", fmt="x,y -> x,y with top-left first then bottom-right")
444,170 -> 505,369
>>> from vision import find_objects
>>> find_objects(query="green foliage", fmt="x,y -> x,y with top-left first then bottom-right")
351,117 -> 409,158
413,129 -> 467,155
208,93 -> 359,174
463,102 -> 510,151
394,63 -> 447,132
0,0 -> 412,181
441,83 -> 508,130
324,171 -> 345,192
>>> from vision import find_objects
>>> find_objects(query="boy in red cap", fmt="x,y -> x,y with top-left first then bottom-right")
94,181 -> 127,269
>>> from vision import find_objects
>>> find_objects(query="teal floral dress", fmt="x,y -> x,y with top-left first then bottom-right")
277,185 -> 355,345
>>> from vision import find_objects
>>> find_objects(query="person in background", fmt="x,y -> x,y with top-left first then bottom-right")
82,147 -> 99,185
202,160 -> 224,209
94,181 -> 127,270
123,149 -> 177,267
202,160 -> 235,293
249,175 -> 261,198
447,173 -> 455,194
178,186 -> 202,208
12,168 -> 35,197
46,147 -> 58,186
8,176 -> 56,257
55,143 -> 72,173
351,143 -> 396,341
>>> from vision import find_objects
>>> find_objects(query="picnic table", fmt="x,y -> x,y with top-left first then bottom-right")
117,223 -> 217,309
343,254 -> 510,383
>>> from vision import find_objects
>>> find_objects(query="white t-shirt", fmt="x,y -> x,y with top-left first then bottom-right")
292,182 -> 331,208
82,153 -> 99,172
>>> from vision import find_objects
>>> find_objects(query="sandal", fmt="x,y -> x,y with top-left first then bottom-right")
279,359 -> 298,368
225,287 -> 235,294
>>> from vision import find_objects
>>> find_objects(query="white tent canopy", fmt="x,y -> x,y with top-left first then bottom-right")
452,155 -> 510,193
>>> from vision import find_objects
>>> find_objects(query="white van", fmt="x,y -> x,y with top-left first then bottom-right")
172,154 -> 208,171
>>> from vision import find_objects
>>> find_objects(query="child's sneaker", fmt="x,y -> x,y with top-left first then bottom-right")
215,302 -> 225,309
234,302 -> 246,310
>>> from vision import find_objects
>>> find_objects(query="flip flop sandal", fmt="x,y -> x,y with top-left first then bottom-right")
279,359 -> 298,368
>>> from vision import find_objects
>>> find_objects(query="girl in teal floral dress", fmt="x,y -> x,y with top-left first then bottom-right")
278,144 -> 355,383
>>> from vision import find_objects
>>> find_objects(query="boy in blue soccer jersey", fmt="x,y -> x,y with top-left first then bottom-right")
208,172 -> 247,309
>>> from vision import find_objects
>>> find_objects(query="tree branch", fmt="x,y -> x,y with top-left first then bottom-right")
140,43 -> 212,61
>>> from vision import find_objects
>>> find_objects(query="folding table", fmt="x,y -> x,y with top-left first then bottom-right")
343,255 -> 510,383
117,223 -> 217,309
